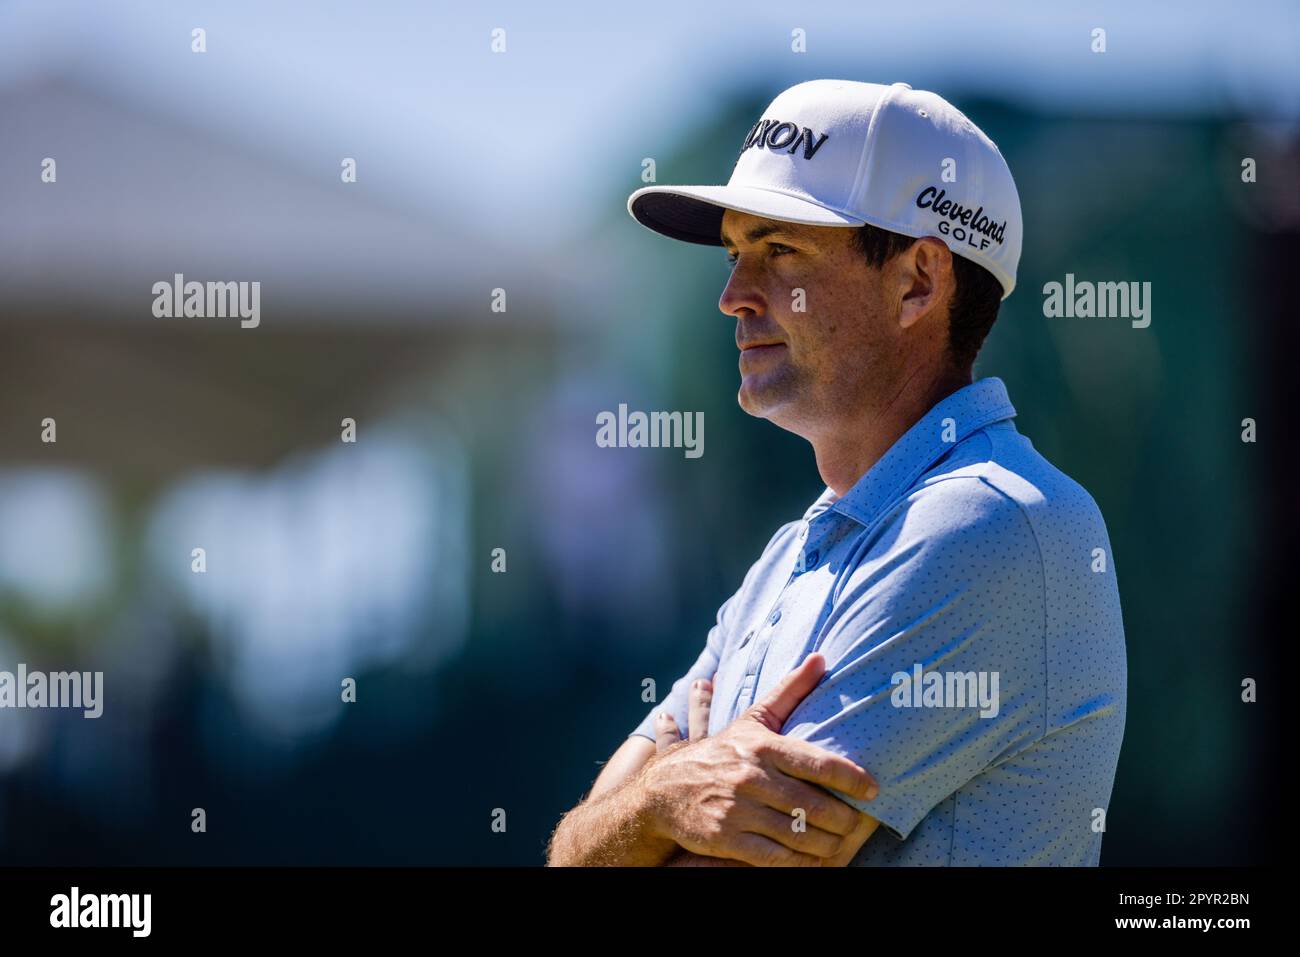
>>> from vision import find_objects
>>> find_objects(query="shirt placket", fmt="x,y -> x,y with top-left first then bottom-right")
731,514 -> 832,715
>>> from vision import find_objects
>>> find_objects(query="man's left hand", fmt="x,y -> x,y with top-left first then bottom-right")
653,674 -> 879,867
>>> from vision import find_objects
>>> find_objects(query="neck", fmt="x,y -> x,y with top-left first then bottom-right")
812,365 -> 972,498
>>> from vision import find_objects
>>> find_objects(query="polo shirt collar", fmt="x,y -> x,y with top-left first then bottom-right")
808,377 -> 1017,529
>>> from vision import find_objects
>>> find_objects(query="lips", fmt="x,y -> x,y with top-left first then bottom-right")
738,342 -> 786,369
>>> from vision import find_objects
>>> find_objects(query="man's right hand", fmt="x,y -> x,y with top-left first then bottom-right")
636,653 -> 879,867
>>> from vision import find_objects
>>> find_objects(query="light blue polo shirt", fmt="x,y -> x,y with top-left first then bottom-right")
631,377 -> 1127,866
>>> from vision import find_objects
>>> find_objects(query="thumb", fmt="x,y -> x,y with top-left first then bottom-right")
744,653 -> 825,733
654,712 -> 683,753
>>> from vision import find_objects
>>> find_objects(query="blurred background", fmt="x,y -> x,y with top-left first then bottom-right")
0,0 -> 1291,865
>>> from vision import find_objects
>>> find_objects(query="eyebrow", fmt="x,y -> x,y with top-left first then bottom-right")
719,221 -> 798,249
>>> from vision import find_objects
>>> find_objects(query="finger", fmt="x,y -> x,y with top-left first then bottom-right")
742,807 -> 843,858
744,653 -> 825,732
709,832 -> 821,868
736,769 -> 864,836
819,810 -> 879,867
654,712 -> 682,754
688,679 -> 712,742
766,738 -> 879,803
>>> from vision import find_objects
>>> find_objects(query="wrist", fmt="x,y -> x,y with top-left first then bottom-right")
630,757 -> 679,853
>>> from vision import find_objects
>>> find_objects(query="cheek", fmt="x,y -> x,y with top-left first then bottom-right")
780,268 -> 874,356
799,298 -> 886,378
799,298 -> 858,355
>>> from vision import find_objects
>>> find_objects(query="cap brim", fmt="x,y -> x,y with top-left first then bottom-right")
627,185 -> 865,246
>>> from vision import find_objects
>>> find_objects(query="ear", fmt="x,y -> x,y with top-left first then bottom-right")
896,238 -> 954,332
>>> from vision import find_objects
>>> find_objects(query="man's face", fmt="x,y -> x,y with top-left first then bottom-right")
719,209 -> 905,438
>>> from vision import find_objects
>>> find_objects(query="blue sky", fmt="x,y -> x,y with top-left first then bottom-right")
2,0 -> 1296,249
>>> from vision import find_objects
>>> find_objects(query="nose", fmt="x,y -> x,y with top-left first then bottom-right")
718,257 -> 765,320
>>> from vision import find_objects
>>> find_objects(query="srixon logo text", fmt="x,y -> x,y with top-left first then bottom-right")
915,186 -> 1007,251
738,118 -> 830,161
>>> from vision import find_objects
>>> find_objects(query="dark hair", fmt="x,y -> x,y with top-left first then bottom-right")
848,223 -> 1004,372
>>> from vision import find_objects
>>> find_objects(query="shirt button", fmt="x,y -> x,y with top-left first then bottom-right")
739,630 -> 753,648
806,550 -> 819,567
768,609 -> 782,626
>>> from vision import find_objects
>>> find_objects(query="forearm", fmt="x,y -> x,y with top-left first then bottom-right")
546,773 -> 678,867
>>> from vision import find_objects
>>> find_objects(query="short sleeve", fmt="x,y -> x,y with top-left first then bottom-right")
781,478 -> 1047,841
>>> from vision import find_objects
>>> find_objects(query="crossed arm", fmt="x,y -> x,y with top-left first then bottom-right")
545,654 -> 882,867
548,480 -> 1052,867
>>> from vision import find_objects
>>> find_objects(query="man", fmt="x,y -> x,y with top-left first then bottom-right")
547,79 -> 1126,867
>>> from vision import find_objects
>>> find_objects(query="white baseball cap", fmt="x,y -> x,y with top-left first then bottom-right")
627,79 -> 1023,299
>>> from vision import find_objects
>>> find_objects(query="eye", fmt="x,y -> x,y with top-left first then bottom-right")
724,243 -> 795,269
